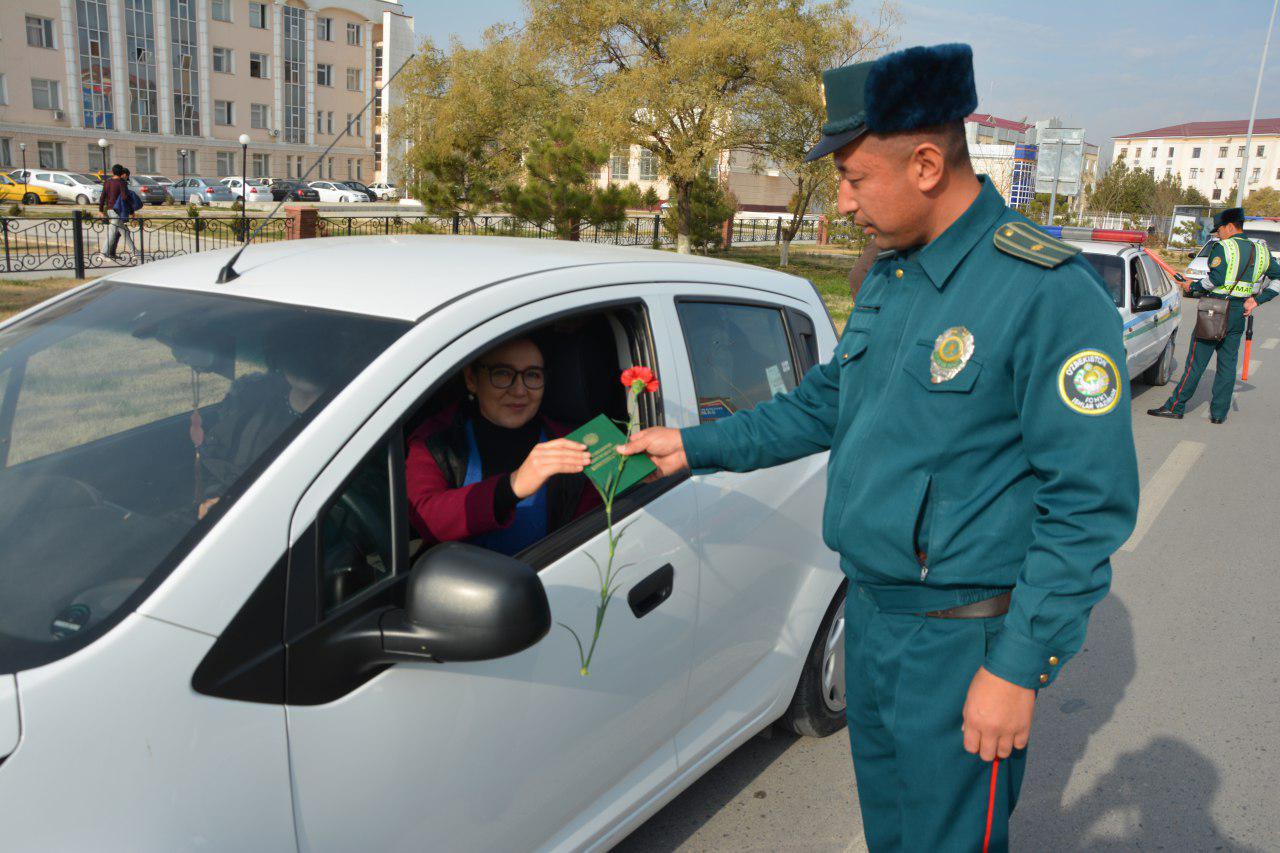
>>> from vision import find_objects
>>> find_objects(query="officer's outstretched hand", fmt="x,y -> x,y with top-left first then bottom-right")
962,667 -> 1036,762
618,427 -> 687,478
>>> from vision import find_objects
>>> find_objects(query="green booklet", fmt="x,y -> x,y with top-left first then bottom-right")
566,413 -> 657,497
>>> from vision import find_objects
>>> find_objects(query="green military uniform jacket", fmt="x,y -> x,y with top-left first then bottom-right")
681,177 -> 1139,690
1193,233 -> 1280,299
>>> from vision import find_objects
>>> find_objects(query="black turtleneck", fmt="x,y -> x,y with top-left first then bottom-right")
469,404 -> 544,519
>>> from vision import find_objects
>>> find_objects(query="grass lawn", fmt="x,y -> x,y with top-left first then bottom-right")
719,246 -> 858,329
0,276 -> 88,320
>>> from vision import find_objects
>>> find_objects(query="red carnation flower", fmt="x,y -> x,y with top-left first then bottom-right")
620,366 -> 659,394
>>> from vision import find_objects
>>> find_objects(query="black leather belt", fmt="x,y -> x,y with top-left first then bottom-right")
923,592 -> 1011,619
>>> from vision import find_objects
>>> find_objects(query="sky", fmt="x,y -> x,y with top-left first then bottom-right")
397,0 -> 1280,158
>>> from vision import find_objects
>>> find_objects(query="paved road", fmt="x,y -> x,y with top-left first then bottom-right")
617,307 -> 1280,851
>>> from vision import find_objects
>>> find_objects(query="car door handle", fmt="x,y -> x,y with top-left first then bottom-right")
628,564 -> 674,619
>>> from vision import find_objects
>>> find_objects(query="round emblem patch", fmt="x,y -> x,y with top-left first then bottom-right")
1210,256 -> 1222,268
930,326 -> 975,383
1058,350 -> 1121,415
582,433 -> 599,447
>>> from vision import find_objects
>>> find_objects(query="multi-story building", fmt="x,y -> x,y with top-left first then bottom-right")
598,145 -> 801,213
1112,119 -> 1280,203
0,0 -> 413,185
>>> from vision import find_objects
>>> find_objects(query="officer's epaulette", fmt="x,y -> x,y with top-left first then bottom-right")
992,221 -> 1080,269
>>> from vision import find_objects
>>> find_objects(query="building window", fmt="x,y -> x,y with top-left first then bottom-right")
1167,147 -> 1174,156
327,111 -> 334,134
31,79 -> 61,111
1213,188 -> 1222,200
124,0 -> 159,133
38,141 -> 65,169
214,100 -> 233,125
1234,168 -> 1241,179
0,74 -> 7,106
249,2 -> 267,29
1118,147 -> 1128,159
638,148 -> 658,181
610,150 -> 629,179
1238,145 -> 1246,157
1251,168 -> 1261,183
1258,145 -> 1267,157
217,151 -> 238,176
1149,147 -> 1156,157
347,22 -> 362,45
169,0 -> 201,136
1192,147 -> 1201,158
250,52 -> 269,79
251,103 -> 270,129
346,67 -> 363,92
1189,168 -> 1199,179
315,110 -> 323,134
328,157 -> 335,179
317,63 -> 332,86
282,6 -> 306,143
27,15 -> 56,48
76,0 -> 116,130
251,153 -> 269,178
346,158 -> 353,179
356,160 -> 362,181
210,0 -> 230,22
213,47 -> 233,73
317,16 -> 332,41
1216,168 -> 1224,179
1218,146 -> 1228,157
1164,168 -> 1172,177
135,146 -> 156,173
0,138 -> 11,168
345,113 -> 361,137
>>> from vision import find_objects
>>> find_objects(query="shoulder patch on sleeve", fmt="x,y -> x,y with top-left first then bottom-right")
993,221 -> 1081,269
1058,349 -> 1122,415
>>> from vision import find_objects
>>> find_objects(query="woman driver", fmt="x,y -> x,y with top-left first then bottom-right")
405,336 -> 599,557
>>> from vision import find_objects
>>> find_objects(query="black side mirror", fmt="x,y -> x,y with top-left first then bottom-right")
1134,294 -> 1162,312
381,542 -> 550,663
1187,251 -> 1198,260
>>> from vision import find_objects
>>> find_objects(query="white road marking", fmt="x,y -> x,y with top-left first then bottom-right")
1263,338 -> 1279,350
1122,440 -> 1206,552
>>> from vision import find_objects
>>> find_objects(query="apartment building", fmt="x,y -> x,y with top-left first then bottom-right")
0,0 -> 413,185
1113,119 -> 1280,202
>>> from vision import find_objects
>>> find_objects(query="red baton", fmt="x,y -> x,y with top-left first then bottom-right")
1243,314 -> 1255,380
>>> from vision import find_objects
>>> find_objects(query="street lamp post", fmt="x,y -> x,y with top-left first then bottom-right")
18,143 -> 27,203
179,149 -> 188,202
97,137 -> 109,179
238,133 -> 250,242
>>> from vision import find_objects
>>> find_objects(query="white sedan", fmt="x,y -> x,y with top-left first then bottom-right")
219,176 -> 273,203
0,237 -> 845,852
368,181 -> 400,200
308,180 -> 368,203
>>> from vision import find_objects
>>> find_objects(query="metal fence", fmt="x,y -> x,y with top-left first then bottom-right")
1,210 -> 816,277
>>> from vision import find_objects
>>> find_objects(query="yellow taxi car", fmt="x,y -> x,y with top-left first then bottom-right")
0,172 -> 59,205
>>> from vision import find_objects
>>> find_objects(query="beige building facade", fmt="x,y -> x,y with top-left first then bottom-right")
1113,119 -> 1280,203
599,145 -> 805,212
0,0 -> 413,184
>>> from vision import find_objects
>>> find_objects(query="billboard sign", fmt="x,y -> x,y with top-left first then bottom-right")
1035,128 -> 1085,197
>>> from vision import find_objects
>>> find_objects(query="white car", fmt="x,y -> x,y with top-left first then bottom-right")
7,169 -> 102,205
0,236 -> 845,852
219,176 -> 273,203
1184,218 -> 1280,279
309,180 -> 368,203
1064,228 -> 1182,384
368,181 -> 400,200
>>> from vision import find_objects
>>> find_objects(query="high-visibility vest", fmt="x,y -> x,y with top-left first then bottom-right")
1213,236 -> 1270,296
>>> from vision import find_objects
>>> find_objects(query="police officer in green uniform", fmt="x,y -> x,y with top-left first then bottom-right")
1148,206 -> 1280,423
620,43 -> 1139,852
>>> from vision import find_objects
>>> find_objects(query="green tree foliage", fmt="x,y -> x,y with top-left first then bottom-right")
663,172 -> 736,253
1239,186 -> 1280,216
1087,159 -> 1207,217
502,117 -> 636,240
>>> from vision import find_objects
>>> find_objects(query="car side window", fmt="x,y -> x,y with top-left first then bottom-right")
319,439 -> 398,615
1140,256 -> 1168,296
1129,258 -> 1147,305
677,301 -> 798,422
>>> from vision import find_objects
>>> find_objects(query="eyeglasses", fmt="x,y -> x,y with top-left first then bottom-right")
478,363 -> 546,390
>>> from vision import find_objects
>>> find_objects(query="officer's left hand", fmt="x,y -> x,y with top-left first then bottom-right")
1245,297 -> 1259,315
961,666 -> 1036,762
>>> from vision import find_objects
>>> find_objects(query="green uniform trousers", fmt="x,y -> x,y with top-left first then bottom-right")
846,587 -> 1027,852
1163,300 -> 1247,421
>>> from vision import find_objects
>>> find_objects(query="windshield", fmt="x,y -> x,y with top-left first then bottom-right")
0,284 -> 407,673
1083,252 -> 1126,307
72,173 -> 98,184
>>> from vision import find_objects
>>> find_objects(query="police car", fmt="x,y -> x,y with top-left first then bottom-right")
1184,217 -> 1280,279
0,236 -> 846,852
1050,227 -> 1182,385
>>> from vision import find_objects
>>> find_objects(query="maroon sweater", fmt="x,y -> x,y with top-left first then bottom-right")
99,176 -> 126,214
405,403 -> 599,548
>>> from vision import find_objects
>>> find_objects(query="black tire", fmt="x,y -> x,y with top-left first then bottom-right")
1142,332 -> 1176,386
22,193 -> 40,205
777,580 -> 849,738
75,194 -> 90,205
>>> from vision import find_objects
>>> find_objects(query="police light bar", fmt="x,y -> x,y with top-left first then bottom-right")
1037,225 -> 1147,244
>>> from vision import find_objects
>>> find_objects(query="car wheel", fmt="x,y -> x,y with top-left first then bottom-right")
75,194 -> 90,205
1141,332 -> 1176,386
778,580 -> 848,738
22,193 -> 40,205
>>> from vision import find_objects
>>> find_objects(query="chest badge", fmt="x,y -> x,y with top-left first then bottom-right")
930,326 -> 975,383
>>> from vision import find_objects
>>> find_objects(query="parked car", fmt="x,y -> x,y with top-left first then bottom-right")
269,180 -> 321,202
0,236 -> 844,852
367,181 -> 399,201
308,181 -> 368,203
0,173 -> 60,205
168,177 -> 236,205
339,180 -> 378,202
1185,218 -> 1280,279
140,175 -> 174,189
130,174 -> 170,206
220,177 -> 273,204
7,170 -> 102,205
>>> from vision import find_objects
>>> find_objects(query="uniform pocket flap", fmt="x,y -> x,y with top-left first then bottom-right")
837,331 -> 870,365
903,339 -> 982,392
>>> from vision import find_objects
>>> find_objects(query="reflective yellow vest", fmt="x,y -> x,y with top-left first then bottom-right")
1215,236 -> 1271,296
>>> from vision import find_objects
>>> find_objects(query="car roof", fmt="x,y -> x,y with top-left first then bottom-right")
97,235 -> 815,322
1069,239 -> 1141,258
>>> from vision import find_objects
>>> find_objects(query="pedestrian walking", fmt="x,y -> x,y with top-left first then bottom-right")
620,43 -> 1139,852
1148,206 -> 1280,423
98,164 -> 139,260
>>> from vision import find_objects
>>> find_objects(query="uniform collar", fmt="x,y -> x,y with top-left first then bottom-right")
908,175 -> 1007,290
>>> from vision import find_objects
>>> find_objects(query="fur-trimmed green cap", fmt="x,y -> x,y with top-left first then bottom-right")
805,43 -> 979,162
1212,207 -> 1245,231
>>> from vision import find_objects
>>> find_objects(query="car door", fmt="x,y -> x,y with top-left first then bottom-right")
1127,254 -> 1161,373
1140,253 -> 1176,357
283,286 -> 700,853
658,290 -> 835,761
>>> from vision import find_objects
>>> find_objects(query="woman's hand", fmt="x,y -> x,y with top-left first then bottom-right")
511,439 -> 592,499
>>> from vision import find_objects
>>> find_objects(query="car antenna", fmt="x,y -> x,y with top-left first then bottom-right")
216,54 -> 417,284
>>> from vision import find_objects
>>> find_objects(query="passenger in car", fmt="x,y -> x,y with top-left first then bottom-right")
405,336 -> 599,557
